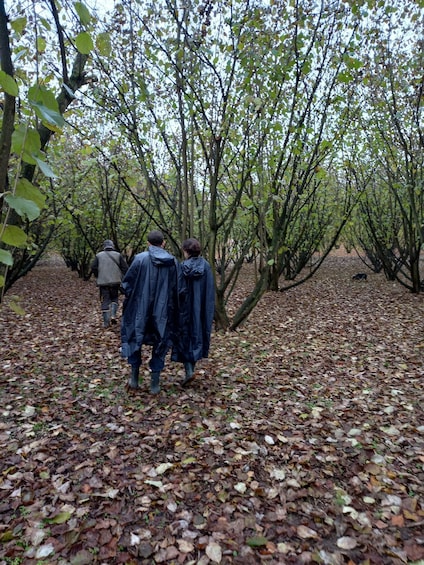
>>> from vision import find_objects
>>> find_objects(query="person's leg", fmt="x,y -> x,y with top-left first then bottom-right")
148,346 -> 167,394
110,286 -> 119,324
182,362 -> 196,386
100,286 -> 111,327
127,349 -> 142,389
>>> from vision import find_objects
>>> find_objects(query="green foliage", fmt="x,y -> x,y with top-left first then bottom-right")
4,195 -> 40,222
0,225 -> 27,247
15,179 -> 46,210
74,2 -> 92,26
28,84 -> 65,131
75,31 -> 93,54
0,1 -> 93,297
11,126 -> 41,165
2,0 -> 423,317
0,249 -> 13,266
343,0 -> 424,291
0,70 -> 19,96
96,32 -> 111,57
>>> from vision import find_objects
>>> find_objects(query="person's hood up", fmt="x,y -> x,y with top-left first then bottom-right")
182,257 -> 205,279
148,245 -> 175,267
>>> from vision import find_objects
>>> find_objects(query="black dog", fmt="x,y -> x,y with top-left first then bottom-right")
352,273 -> 367,281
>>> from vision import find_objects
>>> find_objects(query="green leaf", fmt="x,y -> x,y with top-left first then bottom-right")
16,179 -> 46,209
336,71 -> 353,83
39,17 -> 52,32
28,84 -> 60,111
10,16 -> 27,34
75,32 -> 94,55
344,56 -> 363,70
0,249 -> 13,266
34,157 -> 56,178
4,195 -> 40,221
11,125 -> 41,165
9,298 -> 25,316
46,511 -> 72,524
246,536 -> 268,547
74,2 -> 92,25
0,224 -> 28,247
36,36 -> 46,53
0,70 -> 19,96
96,32 -> 111,57
181,457 -> 196,465
0,530 -> 14,542
0,275 -> 4,289
30,101 -> 65,131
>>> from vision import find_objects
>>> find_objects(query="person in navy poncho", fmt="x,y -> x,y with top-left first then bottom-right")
121,230 -> 179,394
172,238 -> 215,386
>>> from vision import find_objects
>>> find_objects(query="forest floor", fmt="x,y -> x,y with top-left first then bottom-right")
1,253 -> 424,565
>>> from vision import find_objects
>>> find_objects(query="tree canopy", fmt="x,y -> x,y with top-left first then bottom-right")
1,0 -> 423,326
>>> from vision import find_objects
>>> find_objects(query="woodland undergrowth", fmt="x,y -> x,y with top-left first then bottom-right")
1,254 -> 423,565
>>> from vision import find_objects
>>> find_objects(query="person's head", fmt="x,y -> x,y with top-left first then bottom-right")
103,239 -> 115,250
182,238 -> 201,258
147,230 -> 165,247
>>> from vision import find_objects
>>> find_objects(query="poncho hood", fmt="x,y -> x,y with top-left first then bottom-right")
181,257 -> 206,279
149,245 -> 176,267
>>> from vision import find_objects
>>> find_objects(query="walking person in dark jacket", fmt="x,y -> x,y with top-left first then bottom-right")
91,240 -> 128,328
121,230 -> 179,394
172,238 -> 215,387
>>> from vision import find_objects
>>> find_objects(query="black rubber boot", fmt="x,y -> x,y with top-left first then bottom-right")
110,302 -> 118,324
182,362 -> 195,387
150,372 -> 160,394
102,310 -> 110,328
128,366 -> 140,389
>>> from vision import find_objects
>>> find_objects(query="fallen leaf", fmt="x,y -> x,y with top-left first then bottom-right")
297,526 -> 318,540
206,541 -> 222,563
337,536 -> 358,550
156,462 -> 174,475
246,536 -> 268,547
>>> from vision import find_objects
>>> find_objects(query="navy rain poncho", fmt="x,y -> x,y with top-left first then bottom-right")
120,245 -> 178,359
172,256 -> 215,364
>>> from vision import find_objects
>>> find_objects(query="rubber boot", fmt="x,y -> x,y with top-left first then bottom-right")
128,366 -> 140,389
110,302 -> 118,325
182,362 -> 195,387
150,372 -> 160,394
102,310 -> 110,328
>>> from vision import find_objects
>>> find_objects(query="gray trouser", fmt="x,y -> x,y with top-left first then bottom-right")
99,285 -> 119,311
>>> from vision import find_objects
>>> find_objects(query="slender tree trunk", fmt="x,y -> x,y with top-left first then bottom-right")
0,0 -> 16,195
230,267 -> 270,330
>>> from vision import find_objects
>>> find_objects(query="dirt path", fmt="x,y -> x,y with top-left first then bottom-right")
1,255 -> 423,564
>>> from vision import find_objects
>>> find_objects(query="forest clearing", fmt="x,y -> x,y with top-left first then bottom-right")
1,253 -> 424,565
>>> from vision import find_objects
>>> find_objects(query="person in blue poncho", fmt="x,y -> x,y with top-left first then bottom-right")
172,238 -> 215,387
120,230 -> 179,394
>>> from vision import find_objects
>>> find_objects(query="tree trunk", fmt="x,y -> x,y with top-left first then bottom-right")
0,0 -> 16,195
230,267 -> 269,331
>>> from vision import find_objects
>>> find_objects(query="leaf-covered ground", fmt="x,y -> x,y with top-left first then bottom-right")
1,254 -> 424,565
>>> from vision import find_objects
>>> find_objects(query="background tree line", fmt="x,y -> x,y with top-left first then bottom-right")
1,0 -> 423,328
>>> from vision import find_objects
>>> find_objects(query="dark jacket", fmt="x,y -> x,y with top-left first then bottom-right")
120,246 -> 179,359
172,256 -> 215,363
91,250 -> 128,286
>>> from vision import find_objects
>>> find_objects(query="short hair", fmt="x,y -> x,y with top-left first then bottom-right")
147,230 -> 164,246
182,238 -> 201,258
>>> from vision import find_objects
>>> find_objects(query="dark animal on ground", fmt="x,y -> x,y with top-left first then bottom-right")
352,273 -> 367,281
